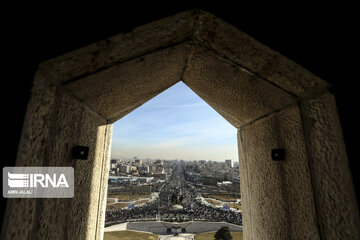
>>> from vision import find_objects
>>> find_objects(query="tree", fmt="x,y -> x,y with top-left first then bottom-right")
215,226 -> 232,240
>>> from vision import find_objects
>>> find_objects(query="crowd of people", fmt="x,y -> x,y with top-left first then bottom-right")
105,163 -> 242,226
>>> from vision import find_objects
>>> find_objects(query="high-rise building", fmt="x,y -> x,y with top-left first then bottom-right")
225,159 -> 233,168
120,165 -> 130,174
110,159 -> 119,169
139,166 -> 150,174
134,159 -> 142,165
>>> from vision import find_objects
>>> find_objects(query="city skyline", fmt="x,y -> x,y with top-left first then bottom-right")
111,81 -> 238,162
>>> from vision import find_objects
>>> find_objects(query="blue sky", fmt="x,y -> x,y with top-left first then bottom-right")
111,81 -> 238,162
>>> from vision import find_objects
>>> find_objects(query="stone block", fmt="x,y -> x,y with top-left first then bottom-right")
64,43 -> 190,122
184,47 -> 295,127
301,93 -> 360,239
241,105 -> 320,239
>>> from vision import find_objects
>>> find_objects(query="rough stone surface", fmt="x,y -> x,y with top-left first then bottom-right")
1,71 -> 57,240
301,93 -> 360,240
64,43 -> 190,122
195,12 -> 329,97
241,105 -> 320,239
2,71 -> 111,240
95,124 -> 113,240
183,47 -> 295,127
15,71 -> 57,167
39,11 -> 197,83
237,130 -> 251,240
10,85 -> 107,240
64,103 -> 108,240
0,199 -> 38,240
32,91 -> 108,240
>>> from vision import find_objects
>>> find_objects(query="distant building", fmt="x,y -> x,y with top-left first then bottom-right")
134,159 -> 142,165
198,160 -> 207,165
155,159 -> 164,165
120,165 -> 130,174
214,170 -> 227,178
110,159 -> 118,164
206,161 -> 226,170
184,172 -> 201,183
139,166 -> 150,174
202,175 -> 218,186
225,159 -> 233,168
110,159 -> 119,169
154,166 -> 164,173
108,176 -> 153,185
129,166 -> 137,173
233,161 -> 239,167
217,181 -> 233,186
233,176 -> 240,185
152,172 -> 167,180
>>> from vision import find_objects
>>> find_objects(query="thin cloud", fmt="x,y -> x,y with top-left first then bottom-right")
111,82 -> 238,161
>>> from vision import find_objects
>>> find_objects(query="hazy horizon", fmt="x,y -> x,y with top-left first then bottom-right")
111,81 -> 238,162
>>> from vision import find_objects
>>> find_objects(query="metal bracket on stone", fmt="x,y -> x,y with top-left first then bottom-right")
272,148 -> 285,161
72,146 -> 89,160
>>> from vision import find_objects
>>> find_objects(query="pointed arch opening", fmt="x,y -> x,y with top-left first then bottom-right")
3,10 -> 358,240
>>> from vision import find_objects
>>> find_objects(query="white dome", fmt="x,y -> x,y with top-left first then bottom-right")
171,204 -> 184,211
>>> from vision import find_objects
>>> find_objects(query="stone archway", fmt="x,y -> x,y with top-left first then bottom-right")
2,10 -> 358,240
